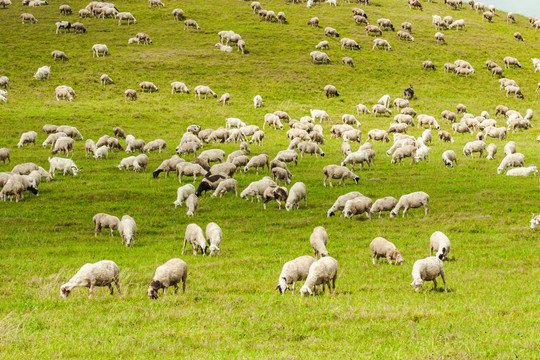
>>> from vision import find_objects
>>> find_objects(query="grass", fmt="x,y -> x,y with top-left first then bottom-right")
1,0 -> 540,358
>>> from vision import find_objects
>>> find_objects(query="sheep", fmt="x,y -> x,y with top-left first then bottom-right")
125,89 -> 137,101
310,226 -> 328,258
284,182 -> 307,211
92,213 -> 120,237
369,197 -> 398,218
342,195 -> 372,220
55,86 -> 74,101
417,115 -> 440,130
484,126 -> 507,140
340,38 -> 360,50
408,0 -> 422,10
60,260 -> 121,298
276,255 -> 316,295
148,0 -> 164,8
423,61 -> 436,70
92,44 -> 108,58
42,124 -> 58,134
503,141 -> 516,156
497,153 -> 525,174
370,237 -> 404,265
107,138 -> 123,152
211,178 -> 238,197
171,184 -> 196,208
33,65 -> 50,80
391,145 -> 416,165
0,174 -> 39,201
326,191 -> 363,217
56,125 -> 82,140
505,86 -> 524,99
504,56 -> 521,69
449,19 -> 465,30
176,162 -> 207,183
240,177 -> 276,202
275,150 -> 298,166
394,114 -> 415,127
430,231 -> 451,261
126,139 -> 145,153
147,258 -> 187,300
310,109 -> 330,123
143,139 -> 166,153
204,222 -> 223,256
0,0 -> 11,7
0,148 -> 10,165
184,19 -> 199,30
462,140 -> 486,158
507,12 -> 516,23
441,150 -> 457,167
55,21 -> 71,35
276,11 -> 286,24
324,27 -> 339,37
115,11 -> 136,25
499,78 -> 517,90
298,142 -> 324,158
401,22 -> 412,33
91,145 -> 107,160
513,32 -> 524,42
153,155 -> 183,175
140,81 -> 158,93
324,85 -> 339,98
401,107 -> 416,117
342,114 -> 361,128
215,43 -> 233,52
310,51 -> 331,64
186,125 -> 201,135
253,95 -> 263,108
455,67 -> 474,77
264,114 -> 284,130
411,257 -> 446,292
452,123 -> 472,135
389,192 -> 429,218
353,15 -> 368,26
132,154 -> 149,172
322,165 -> 359,187
209,163 -> 236,178
307,17 -> 319,27
299,256 -> 338,296
273,111 -> 291,122
366,129 -> 389,143
216,93 -> 230,105
377,18 -> 394,31
262,185 -> 288,209
271,167 -> 291,185
17,131 -> 38,148
117,156 -> 137,170
172,8 -> 183,20
482,11 -> 493,22
243,154 -> 269,174
182,223 -> 206,254
185,194 -> 198,217
365,25 -> 382,36
372,38 -> 391,51
251,1 -> 261,13
21,13 -> 38,23
342,57 -> 355,67
194,85 -> 216,99
197,150 -> 224,165
265,10 -> 278,22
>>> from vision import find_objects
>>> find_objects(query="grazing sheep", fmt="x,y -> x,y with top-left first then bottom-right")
0,148 -> 10,165
148,0 -> 164,8
116,12 -> 136,26
442,150 -> 457,167
136,33 -> 152,45
144,139 -> 166,153
430,231 -> 451,261
322,164 -> 359,187
341,151 -> 370,170
205,222 -> 222,256
372,104 -> 392,117
185,194 -> 198,217
417,115 -> 440,130
33,66 -> 50,80
340,38 -> 360,50
92,44 -> 108,57
253,95 -> 263,108
372,38 -> 391,51
299,256 -> 338,296
284,182 -> 307,211
148,259 -> 187,299
497,153 -> 525,174
217,93 -> 230,105
342,57 -> 355,67
17,131 -> 38,148
367,129 -> 390,143
118,215 -> 136,247
530,214 -> 540,229
310,226 -> 328,258
93,145 -> 108,160
59,5 -> 72,14
262,185 -> 288,209
504,56 -> 521,68
93,213 -> 120,237
172,8 -> 184,20
514,32 -> 524,41
298,142 -> 324,158
377,18 -> 394,31
271,167 -> 291,185
484,126 -> 507,140
342,195 -> 373,220
503,141 -> 516,156
391,145 -> 416,165
370,237 -> 404,265
370,197 -> 398,218
507,12 -> 516,23
100,74 -> 113,86
408,0 -> 423,10
390,191 -> 429,218
486,143 -> 497,160
140,81 -> 158,93
324,27 -> 339,37
394,114 -> 415,126
184,19 -> 199,30
353,15 -> 368,26
324,85 -> 339,98
126,139 -> 145,153
60,260 -> 121,298
276,255 -> 316,295
215,43 -> 233,52
251,1 -> 261,14
182,223 -> 206,254
452,123 -> 473,135
310,51 -> 331,64
240,176 -> 276,202
194,85 -> 216,99
449,19 -> 465,30
21,13 -> 38,24
463,140 -> 486,158
438,131 -> 454,143
423,61 -> 435,70
174,184 -> 195,207
275,150 -> 299,166
482,11 -> 493,22
505,85 -> 524,99
211,178 -> 238,197
307,17 -> 319,27
365,25 -> 382,36
250,130 -> 265,146
327,191 -> 363,217
411,257 -> 447,292
342,114 -> 361,127
177,162 -> 207,183
125,89 -> 137,101
243,154 -> 269,174
51,50 -> 68,62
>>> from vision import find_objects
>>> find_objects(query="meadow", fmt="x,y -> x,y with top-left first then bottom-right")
1,0 -> 540,358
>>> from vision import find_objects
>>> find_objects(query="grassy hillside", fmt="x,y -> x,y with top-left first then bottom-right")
1,0 -> 540,358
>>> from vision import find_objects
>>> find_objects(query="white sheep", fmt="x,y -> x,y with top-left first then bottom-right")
341,151 -> 370,170
310,226 -> 328,259
430,231 -> 451,261
117,12 -> 136,25
211,178 -> 238,197
497,153 -> 525,174
506,165 -> 537,177
93,145 -> 108,160
182,223 -> 206,255
299,256 -> 338,296
33,65 -> 50,80
60,260 -> 121,298
206,222 -> 222,256
372,38 -> 391,51
530,214 -> 540,229
370,196 -> 398,218
194,85 -> 217,99
174,184 -> 195,207
276,255 -> 316,295
442,150 -> 457,167
411,257 -> 447,292
372,104 -> 392,117
390,191 -> 430,218
486,143 -> 497,160
253,95 -> 263,108
285,182 -> 307,211
185,193 -> 198,216
17,131 -> 38,148
322,164 -> 359,187
240,176 -> 276,202
119,215 -> 136,247
0,148 -> 10,164
93,213 -> 120,236
463,140 -> 486,158
147,258 -> 188,299
92,44 -> 108,57
370,237 -> 404,265
356,104 -> 371,115
48,156 -> 80,177
342,196 -> 373,220
171,82 -> 189,94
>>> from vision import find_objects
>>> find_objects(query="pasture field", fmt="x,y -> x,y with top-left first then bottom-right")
1,0 -> 540,358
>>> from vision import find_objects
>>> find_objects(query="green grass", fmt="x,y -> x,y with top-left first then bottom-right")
1,0 -> 540,358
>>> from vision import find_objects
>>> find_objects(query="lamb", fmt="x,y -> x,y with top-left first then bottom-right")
372,38 -> 391,51
276,255 -> 316,294
185,193 -> 198,217
148,259 -> 187,299
310,226 -> 328,258
262,185 -> 288,209
60,260 -> 121,298
442,150 -> 457,167
370,237 -> 404,265
463,140 -> 486,158
401,107 -> 416,117
275,150 -> 298,166
182,223 -> 206,254
379,95 -> 393,108
452,123 -> 473,135
117,156 -> 137,170
315,41 -> 329,50
284,182 -> 307,211
211,178 -> 238,197
194,85 -> 217,99
176,162 -> 207,183
240,176 -> 276,202
217,93 -> 230,105
324,85 -> 339,98
243,154 -> 269,174
0,148 -> 10,165
503,56 -> 521,69
184,19 -> 199,30
430,231 -> 451,261
414,145 -> 430,162
92,213 -> 120,237
206,222 -> 222,256
389,191 -> 429,218
437,131 -> 453,144
17,131 -> 38,148
310,51 -> 331,64
497,153 -> 525,174
411,257 -> 447,292
369,196 -> 398,218
299,256 -> 338,296
253,95 -> 263,108
342,195 -> 372,220
229,155 -> 249,169
322,165 -> 359,187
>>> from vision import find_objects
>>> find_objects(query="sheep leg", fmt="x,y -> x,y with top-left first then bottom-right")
402,206 -> 409,217
372,253 -> 376,265
182,238 -> 187,254
163,287 -> 168,299
424,204 -> 429,215
432,279 -> 438,291
89,284 -> 95,297
108,284 -> 114,295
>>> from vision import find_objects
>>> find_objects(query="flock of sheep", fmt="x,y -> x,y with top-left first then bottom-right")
1,0 -> 540,299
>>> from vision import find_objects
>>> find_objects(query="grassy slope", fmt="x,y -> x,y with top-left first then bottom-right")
1,0 -> 540,358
